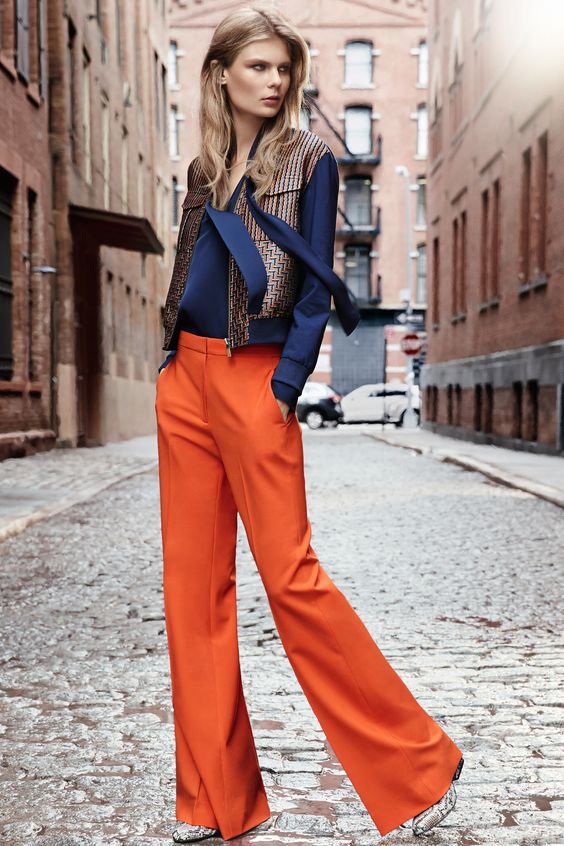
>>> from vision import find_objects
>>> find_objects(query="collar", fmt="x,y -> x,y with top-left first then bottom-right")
204,129 -> 360,337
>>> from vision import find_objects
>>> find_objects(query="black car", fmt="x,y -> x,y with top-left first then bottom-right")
296,381 -> 343,429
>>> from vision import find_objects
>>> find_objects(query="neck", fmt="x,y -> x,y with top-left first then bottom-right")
230,114 -> 266,162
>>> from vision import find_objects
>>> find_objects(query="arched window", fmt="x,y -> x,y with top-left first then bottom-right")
416,104 -> 428,157
344,41 -> 373,86
416,243 -> 427,303
417,40 -> 428,86
344,244 -> 370,298
345,176 -> 372,226
345,106 -> 372,155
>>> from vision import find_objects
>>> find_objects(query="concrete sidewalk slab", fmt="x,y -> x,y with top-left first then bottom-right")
0,435 -> 158,543
363,427 -> 564,510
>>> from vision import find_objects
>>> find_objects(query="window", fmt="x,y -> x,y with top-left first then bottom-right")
121,125 -> 128,212
450,47 -> 464,132
15,0 -> 30,80
416,104 -> 428,157
480,187 -> 489,302
344,41 -> 372,86
344,176 -> 371,226
417,40 -> 428,86
491,178 -> 501,297
455,384 -> 462,426
432,386 -> 439,421
168,41 -> 178,86
526,380 -> 539,442
452,217 -> 458,315
37,0 -> 47,97
345,106 -> 372,155
161,64 -> 167,141
0,169 -> 16,380
512,381 -> 523,440
474,384 -> 483,432
101,95 -> 110,208
535,132 -> 548,276
82,50 -> 92,184
416,243 -> 427,303
460,209 -> 467,312
519,146 -> 531,283
137,154 -> 144,216
484,383 -> 493,434
115,0 -> 122,67
155,178 -> 161,241
169,106 -> 179,157
416,176 -> 426,226
26,187 -> 37,380
67,19 -> 78,164
344,244 -> 370,299
432,235 -> 440,326
452,210 -> 467,315
481,179 -> 501,302
172,176 -> 179,226
154,51 -> 160,134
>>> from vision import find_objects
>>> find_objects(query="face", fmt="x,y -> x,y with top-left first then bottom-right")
220,36 -> 292,120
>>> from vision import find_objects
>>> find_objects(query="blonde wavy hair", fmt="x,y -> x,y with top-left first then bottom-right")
198,4 -> 310,209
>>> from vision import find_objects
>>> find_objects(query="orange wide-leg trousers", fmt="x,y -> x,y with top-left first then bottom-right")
155,329 -> 463,840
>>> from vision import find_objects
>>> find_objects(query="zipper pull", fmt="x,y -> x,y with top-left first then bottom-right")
225,337 -> 232,357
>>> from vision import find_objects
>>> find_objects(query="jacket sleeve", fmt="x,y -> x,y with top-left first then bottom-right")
270,149 -> 339,410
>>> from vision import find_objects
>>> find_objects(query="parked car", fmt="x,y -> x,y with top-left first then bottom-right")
296,381 -> 343,429
340,382 -> 420,426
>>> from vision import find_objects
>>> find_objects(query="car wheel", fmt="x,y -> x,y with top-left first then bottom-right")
398,409 -> 420,427
305,409 -> 325,429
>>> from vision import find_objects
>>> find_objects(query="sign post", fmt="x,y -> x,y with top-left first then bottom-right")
400,333 -> 421,428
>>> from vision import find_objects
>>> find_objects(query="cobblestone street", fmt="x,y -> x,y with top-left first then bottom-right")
1,427 -> 563,845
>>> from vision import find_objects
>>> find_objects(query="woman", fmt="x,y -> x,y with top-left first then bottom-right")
155,6 -> 464,843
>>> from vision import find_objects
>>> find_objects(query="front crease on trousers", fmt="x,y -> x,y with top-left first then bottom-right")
154,329 -> 463,840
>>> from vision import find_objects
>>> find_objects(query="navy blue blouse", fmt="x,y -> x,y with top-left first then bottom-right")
159,149 -> 343,411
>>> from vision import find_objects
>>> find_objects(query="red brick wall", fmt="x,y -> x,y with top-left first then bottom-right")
0,0 -> 53,444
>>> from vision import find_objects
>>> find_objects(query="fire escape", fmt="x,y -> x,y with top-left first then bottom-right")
304,87 -> 383,307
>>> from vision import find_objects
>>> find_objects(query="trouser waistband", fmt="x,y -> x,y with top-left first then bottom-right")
177,329 -> 284,356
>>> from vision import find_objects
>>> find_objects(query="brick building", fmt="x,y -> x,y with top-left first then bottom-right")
0,0 -> 53,458
49,0 -> 171,448
168,0 -> 429,396
422,0 -> 564,453
0,0 -> 170,458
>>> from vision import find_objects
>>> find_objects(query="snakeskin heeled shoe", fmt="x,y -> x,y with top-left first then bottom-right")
171,821 -> 220,843
410,756 -> 464,837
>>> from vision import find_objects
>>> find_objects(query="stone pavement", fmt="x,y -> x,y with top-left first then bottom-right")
0,436 -> 158,542
0,427 -> 563,845
364,427 -> 564,509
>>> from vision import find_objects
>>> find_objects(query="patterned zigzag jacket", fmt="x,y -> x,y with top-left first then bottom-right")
161,127 -> 360,405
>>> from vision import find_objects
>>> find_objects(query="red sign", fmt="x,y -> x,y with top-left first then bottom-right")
400,333 -> 422,356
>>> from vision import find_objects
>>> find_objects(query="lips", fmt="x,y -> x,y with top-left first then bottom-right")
262,96 -> 280,102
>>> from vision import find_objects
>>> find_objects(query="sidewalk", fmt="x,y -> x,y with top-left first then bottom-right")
363,426 -> 564,509
0,435 -> 158,543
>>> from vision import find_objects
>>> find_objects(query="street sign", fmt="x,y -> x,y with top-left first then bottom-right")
396,312 -> 425,325
400,333 -> 422,356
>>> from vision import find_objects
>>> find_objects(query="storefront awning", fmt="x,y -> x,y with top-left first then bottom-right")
69,204 -> 164,255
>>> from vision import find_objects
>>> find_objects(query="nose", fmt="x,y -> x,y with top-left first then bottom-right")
268,68 -> 282,87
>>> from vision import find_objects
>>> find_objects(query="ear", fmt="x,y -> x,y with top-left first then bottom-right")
211,58 -> 226,80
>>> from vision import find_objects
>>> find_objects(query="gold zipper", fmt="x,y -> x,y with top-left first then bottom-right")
225,281 -> 232,356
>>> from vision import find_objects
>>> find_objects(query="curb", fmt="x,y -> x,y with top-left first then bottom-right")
364,432 -> 564,510
0,460 -> 158,544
